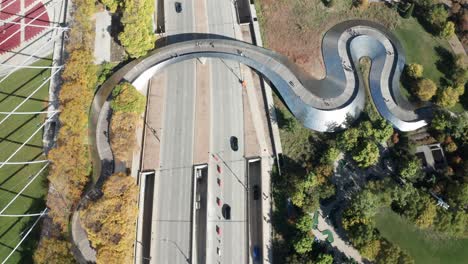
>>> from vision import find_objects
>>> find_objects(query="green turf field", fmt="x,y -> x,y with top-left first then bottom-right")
375,208 -> 468,264
0,58 -> 52,263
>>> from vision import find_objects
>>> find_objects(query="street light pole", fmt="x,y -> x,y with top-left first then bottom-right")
159,238 -> 190,263
215,152 -> 247,191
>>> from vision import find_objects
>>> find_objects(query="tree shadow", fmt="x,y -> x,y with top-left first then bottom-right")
434,45 -> 455,80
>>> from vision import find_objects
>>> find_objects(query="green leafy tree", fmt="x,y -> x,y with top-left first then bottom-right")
399,156 -> 422,182
360,239 -> 381,261
119,0 -> 156,58
111,82 -> 146,113
293,234 -> 314,254
413,0 -> 435,11
441,21 -> 456,38
316,253 -> 334,264
373,119 -> 394,143
338,128 -> 360,151
295,214 -> 313,232
406,63 -> 423,79
414,195 -> 437,228
352,141 -> 380,168
321,146 -> 340,164
414,78 -> 437,101
431,111 -> 451,131
428,5 -> 449,33
437,86 -> 460,108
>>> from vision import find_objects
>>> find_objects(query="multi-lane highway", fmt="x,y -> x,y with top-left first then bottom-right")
149,1 -> 197,262
205,1 -> 249,263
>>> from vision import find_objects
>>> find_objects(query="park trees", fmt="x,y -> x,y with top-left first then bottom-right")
119,0 -> 156,58
441,21 -> 456,38
316,254 -> 334,264
436,86 -> 460,108
293,234 -> 314,254
414,78 -> 437,101
427,5 -> 449,33
399,156 -> 422,182
111,82 -> 146,113
81,173 -> 138,263
352,141 -> 380,168
406,63 -> 423,79
110,82 -> 146,161
101,0 -> 121,12
44,0 -> 97,231
33,238 -> 75,264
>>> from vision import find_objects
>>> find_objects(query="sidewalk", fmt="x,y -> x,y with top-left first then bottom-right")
311,209 -> 363,263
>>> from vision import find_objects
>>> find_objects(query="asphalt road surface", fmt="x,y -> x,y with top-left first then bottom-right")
206,1 -> 248,263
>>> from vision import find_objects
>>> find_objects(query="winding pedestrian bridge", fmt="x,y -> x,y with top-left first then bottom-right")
73,20 -> 432,263
90,20 -> 433,180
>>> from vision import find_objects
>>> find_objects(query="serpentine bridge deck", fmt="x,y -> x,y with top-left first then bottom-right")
90,20 -> 432,181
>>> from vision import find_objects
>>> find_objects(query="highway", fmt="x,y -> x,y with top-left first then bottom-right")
149,0 -> 196,263
205,1 -> 248,264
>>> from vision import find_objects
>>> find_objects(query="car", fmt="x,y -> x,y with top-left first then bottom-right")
230,136 -> 238,151
175,2 -> 182,13
253,246 -> 261,261
253,185 -> 260,200
222,204 -> 231,220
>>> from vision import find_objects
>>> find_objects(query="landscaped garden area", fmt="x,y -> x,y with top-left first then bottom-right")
375,208 -> 468,264
0,58 -> 52,263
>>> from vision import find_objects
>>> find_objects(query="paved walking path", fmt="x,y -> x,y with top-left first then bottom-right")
312,209 -> 363,263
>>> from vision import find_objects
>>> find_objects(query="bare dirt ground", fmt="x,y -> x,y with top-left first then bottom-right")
256,0 -> 400,79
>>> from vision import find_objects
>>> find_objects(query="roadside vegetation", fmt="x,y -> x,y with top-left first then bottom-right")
99,0 -> 156,58
110,82 -> 146,162
272,95 -> 343,263
80,173 -> 138,263
0,58 -> 51,263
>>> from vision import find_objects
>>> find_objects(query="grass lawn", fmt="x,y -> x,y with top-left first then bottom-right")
273,94 -> 316,162
393,17 -> 452,94
0,58 -> 52,263
375,208 -> 468,264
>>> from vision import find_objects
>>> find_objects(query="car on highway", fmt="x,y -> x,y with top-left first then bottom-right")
230,136 -> 238,151
175,2 -> 182,13
222,204 -> 231,220
253,185 -> 260,200
253,246 -> 261,261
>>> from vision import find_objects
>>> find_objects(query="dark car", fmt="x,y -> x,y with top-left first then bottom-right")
253,185 -> 260,200
175,2 -> 182,13
230,136 -> 238,151
253,246 -> 261,261
222,204 -> 231,220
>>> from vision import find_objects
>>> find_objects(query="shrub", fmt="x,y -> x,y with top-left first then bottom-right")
414,78 -> 437,101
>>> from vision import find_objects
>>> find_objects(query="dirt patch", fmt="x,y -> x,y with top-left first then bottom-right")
256,0 -> 400,79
